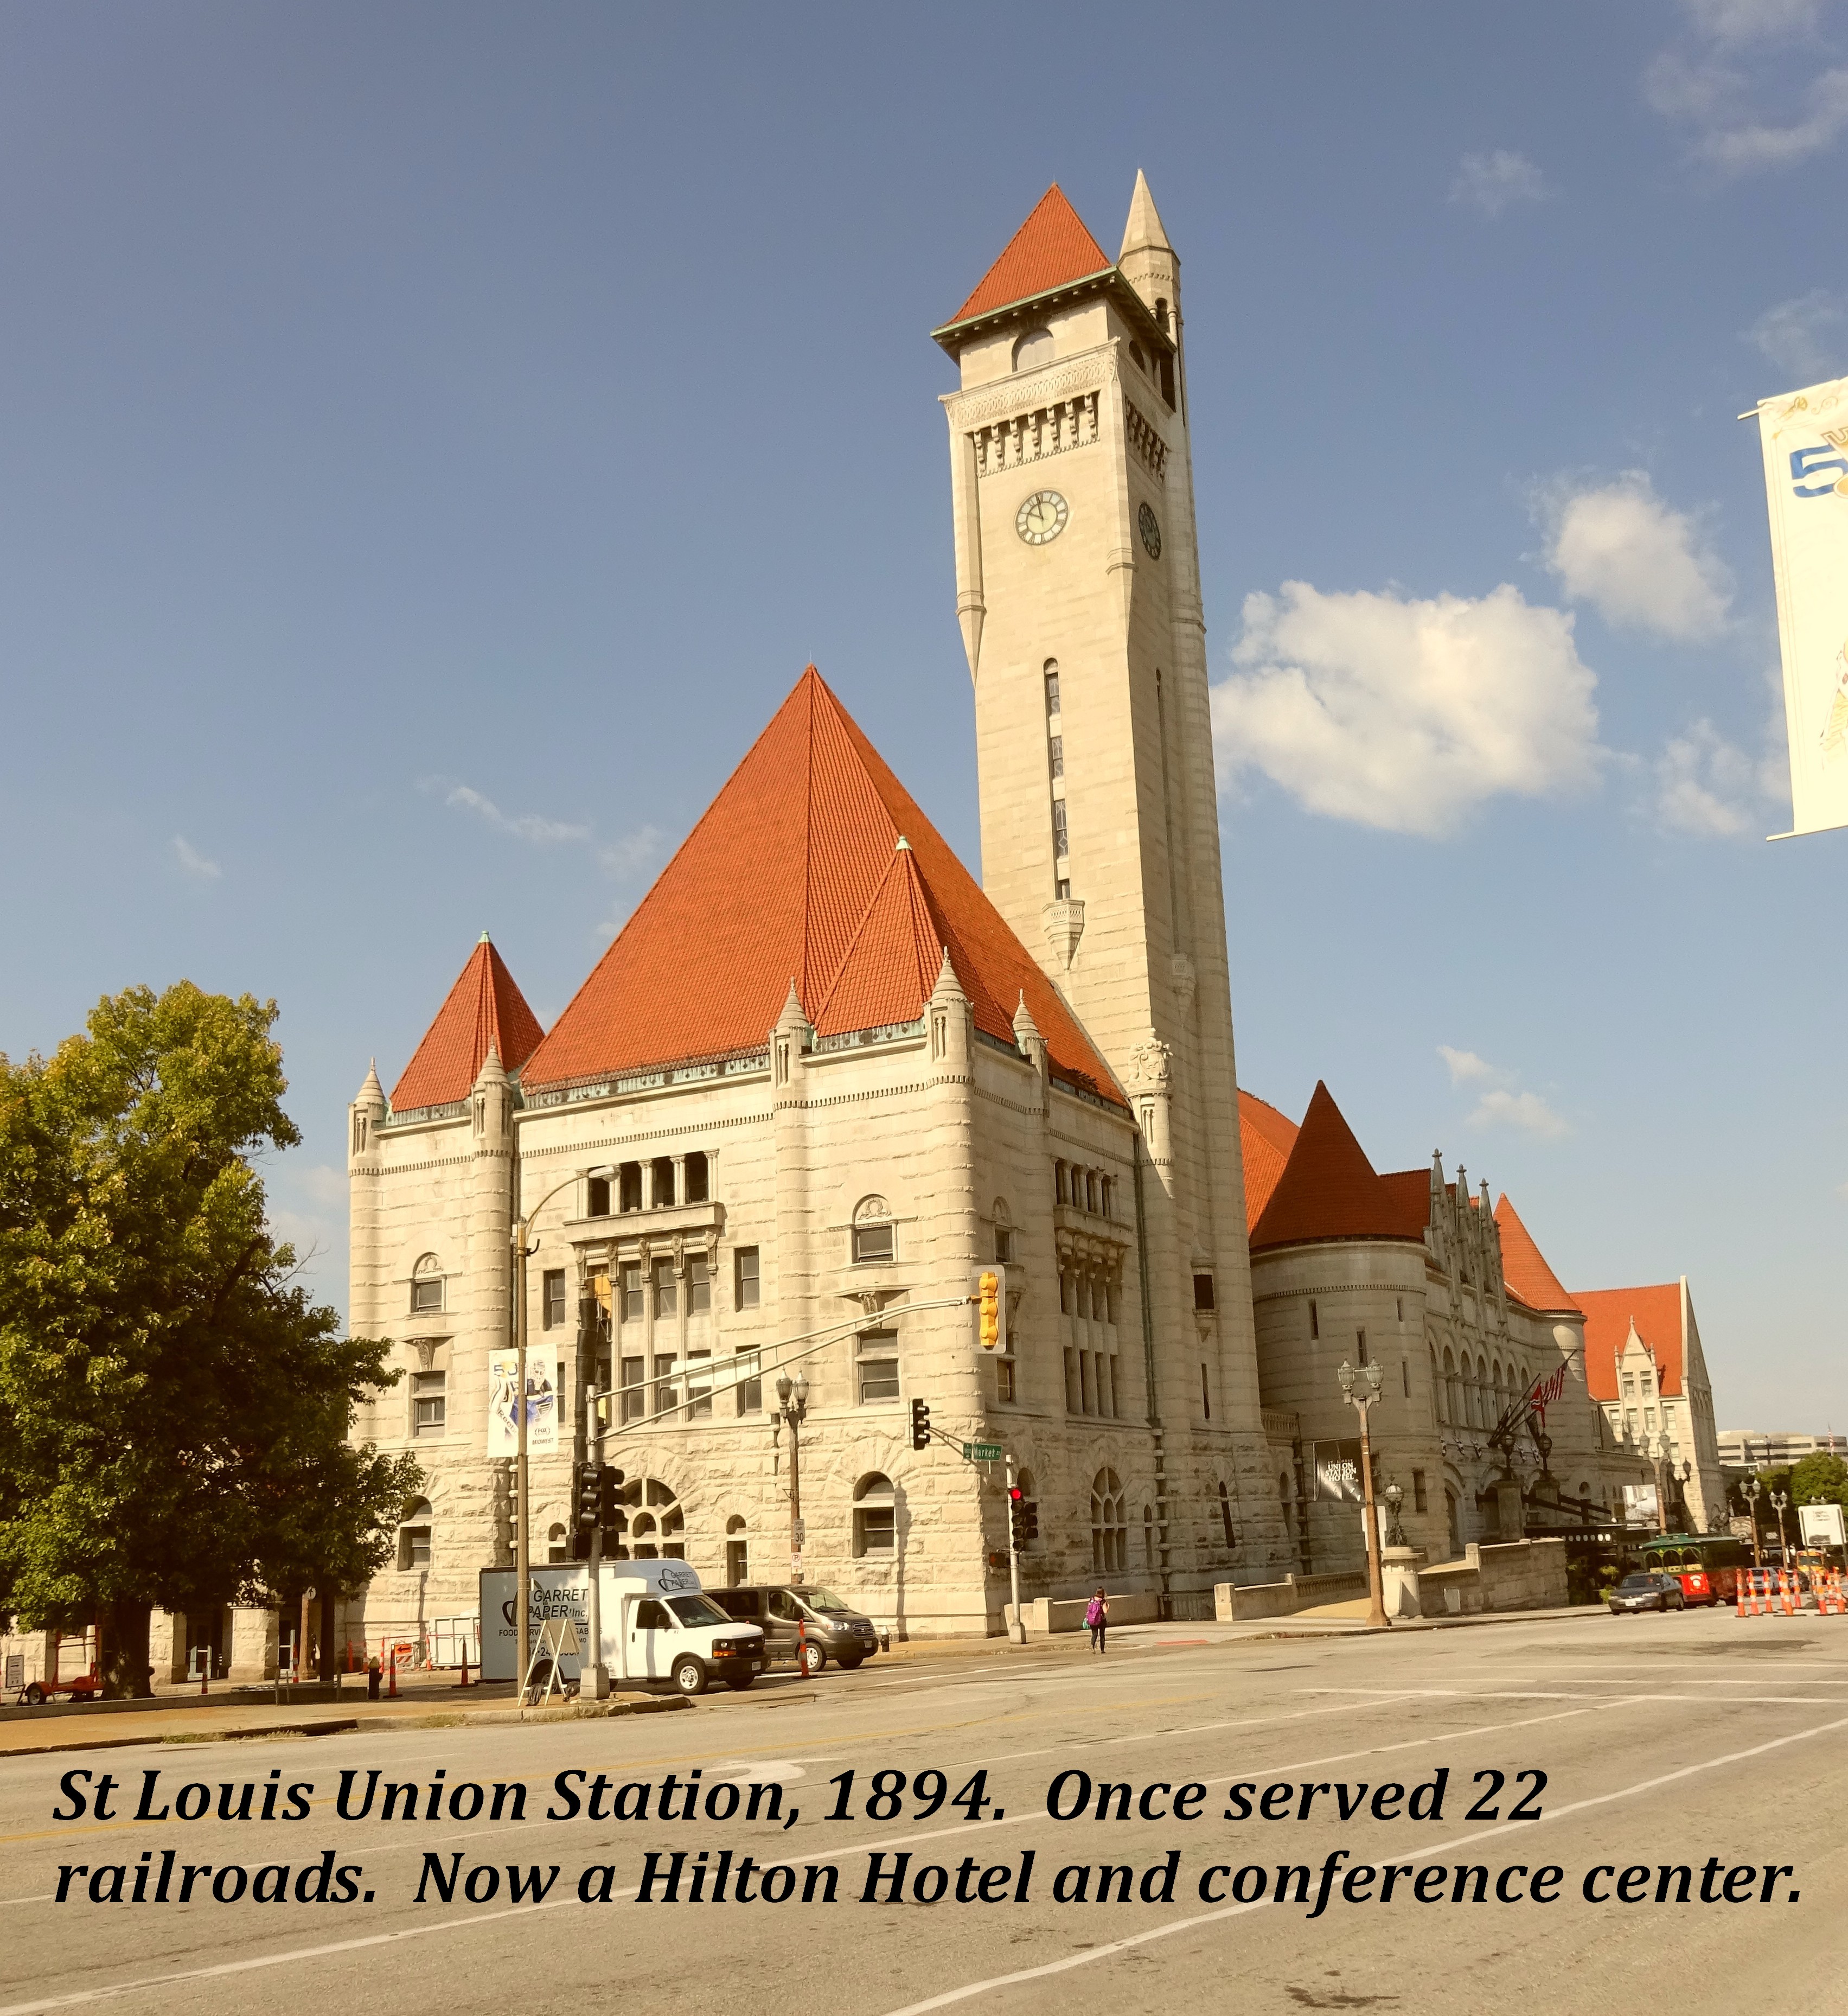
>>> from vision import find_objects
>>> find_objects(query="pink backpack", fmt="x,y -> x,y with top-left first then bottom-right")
1085,1597 -> 1104,1627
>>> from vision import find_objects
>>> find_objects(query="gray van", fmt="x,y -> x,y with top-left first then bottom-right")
709,1585 -> 880,1674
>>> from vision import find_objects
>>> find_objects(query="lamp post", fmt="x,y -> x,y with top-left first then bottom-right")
1383,1481 -> 1406,1548
1743,1475 -> 1763,1570
773,1371 -> 809,1584
1651,1435 -> 1672,1536
1771,1489 -> 1792,1566
510,1165 -> 615,1694
1338,1360 -> 1390,1630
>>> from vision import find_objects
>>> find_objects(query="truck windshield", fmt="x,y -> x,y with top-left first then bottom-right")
667,1594 -> 731,1628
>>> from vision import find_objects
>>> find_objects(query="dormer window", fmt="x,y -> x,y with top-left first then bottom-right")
852,1195 -> 895,1264
1013,327 -> 1054,372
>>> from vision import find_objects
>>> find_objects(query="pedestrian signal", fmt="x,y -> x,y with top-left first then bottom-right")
910,1398 -> 931,1451
975,1268 -> 1006,1352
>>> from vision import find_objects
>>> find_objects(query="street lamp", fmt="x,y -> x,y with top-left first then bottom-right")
510,1164 -> 614,1695
1338,1360 -> 1390,1630
1383,1481 -> 1406,1548
772,1371 -> 810,1585
1743,1475 -> 1764,1571
1771,1488 -> 1793,1566
1651,1434 -> 1673,1537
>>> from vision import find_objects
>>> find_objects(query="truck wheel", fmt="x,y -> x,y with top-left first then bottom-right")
835,1655 -> 864,1671
798,1641 -> 827,1677
24,1683 -> 44,1706
673,1656 -> 708,1697
724,1675 -> 754,1692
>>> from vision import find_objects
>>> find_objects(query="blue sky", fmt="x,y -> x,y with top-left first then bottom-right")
2,2 -> 1844,1428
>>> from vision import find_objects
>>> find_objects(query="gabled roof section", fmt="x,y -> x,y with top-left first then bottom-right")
944,184 -> 1112,329
1576,1283 -> 1685,1401
1378,1169 -> 1439,1241
1495,1195 -> 1581,1317
1249,1083 -> 1425,1253
391,935 -> 545,1113
1238,1090 -> 1300,1234
520,667 -> 1122,1105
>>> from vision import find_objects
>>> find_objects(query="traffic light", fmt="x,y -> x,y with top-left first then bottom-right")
911,1398 -> 931,1450
597,1465 -> 623,1526
1008,1485 -> 1027,1550
976,1268 -> 1004,1351
1021,1498 -> 1038,1543
574,1463 -> 601,1531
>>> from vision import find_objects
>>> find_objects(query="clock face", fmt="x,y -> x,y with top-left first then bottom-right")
1016,490 -> 1069,545
1138,502 -> 1162,560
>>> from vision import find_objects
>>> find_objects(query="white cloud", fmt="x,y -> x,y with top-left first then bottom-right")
172,835 -> 220,881
1538,473 -> 1732,641
1449,150 -> 1548,217
598,826 -> 667,879
298,1164 -> 347,1207
1438,1045 -> 1498,1086
1468,1088 -> 1571,1139
1647,4 -> 1848,173
1212,582 -> 1602,838
1653,716 -> 1787,835
436,781 -> 589,845
1746,289 -> 1847,382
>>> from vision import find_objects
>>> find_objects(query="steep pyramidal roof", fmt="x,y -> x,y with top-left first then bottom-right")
1249,1083 -> 1427,1252
391,935 -> 545,1112
944,184 -> 1112,328
1495,1195 -> 1581,1316
1237,1090 -> 1300,1234
1575,1284 -> 1685,1400
520,667 -> 1120,1103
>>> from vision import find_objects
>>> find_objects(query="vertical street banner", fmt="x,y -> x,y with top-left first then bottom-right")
486,1342 -> 559,1456
1311,1439 -> 1364,1502
1755,374 -> 1848,838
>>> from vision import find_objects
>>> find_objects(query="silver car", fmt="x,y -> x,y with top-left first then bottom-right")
1608,1571 -> 1686,1615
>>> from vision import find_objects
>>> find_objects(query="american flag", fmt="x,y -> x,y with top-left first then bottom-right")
1526,1363 -> 1566,1421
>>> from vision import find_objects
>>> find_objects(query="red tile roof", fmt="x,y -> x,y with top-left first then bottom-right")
946,185 -> 1112,328
391,936 -> 545,1113
1576,1284 -> 1684,1401
1237,1090 -> 1299,1234
1377,1169 -> 1439,1241
1495,1195 -> 1581,1316
1249,1083 -> 1427,1253
520,667 -> 1121,1104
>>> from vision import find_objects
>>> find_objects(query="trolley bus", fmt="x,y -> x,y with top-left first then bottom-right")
1638,1534 -> 1751,1605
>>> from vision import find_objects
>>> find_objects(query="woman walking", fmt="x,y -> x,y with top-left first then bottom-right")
1086,1587 -> 1109,1654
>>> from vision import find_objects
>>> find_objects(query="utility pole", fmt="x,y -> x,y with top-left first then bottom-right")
774,1372 -> 809,1583
1339,1360 -> 1390,1630
1003,1452 -> 1026,1645
584,1380 -> 609,1700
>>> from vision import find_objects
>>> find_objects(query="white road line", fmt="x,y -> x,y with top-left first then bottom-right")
0,1897 -> 53,1908
869,1708 -> 1848,2016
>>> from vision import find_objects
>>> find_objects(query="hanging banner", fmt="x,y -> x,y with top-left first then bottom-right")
1311,1439 -> 1365,1503
487,1343 -> 559,1456
1754,374 -> 1848,838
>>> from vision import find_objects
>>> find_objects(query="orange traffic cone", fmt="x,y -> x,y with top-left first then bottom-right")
458,1647 -> 469,1689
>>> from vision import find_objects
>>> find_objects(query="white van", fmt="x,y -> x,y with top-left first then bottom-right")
478,1560 -> 767,1696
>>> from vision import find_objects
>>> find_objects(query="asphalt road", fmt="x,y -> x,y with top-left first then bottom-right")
3,1607 -> 1844,2016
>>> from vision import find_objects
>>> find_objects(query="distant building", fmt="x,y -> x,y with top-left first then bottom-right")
1718,1430 -> 1848,1470
1575,1285 -> 1725,1533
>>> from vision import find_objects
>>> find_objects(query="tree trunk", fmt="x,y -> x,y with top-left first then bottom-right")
98,1599 -> 154,1700
318,1584 -> 338,1688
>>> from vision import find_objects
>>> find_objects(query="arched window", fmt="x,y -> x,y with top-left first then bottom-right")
725,1514 -> 748,1587
992,1197 -> 1013,1265
1013,327 -> 1054,372
852,1195 -> 895,1265
614,1478 -> 683,1561
410,1254 -> 443,1316
1091,1469 -> 1126,1574
854,1473 -> 895,1557
398,1498 -> 433,1572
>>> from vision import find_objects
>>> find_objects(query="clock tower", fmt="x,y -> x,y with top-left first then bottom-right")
934,177 -> 1265,1484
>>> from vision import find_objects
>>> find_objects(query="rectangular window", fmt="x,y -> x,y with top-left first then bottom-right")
653,1258 -> 677,1318
852,1222 -> 894,1264
399,1526 -> 431,1571
618,1162 -> 643,1213
1044,668 -> 1060,714
687,1348 -> 712,1419
1059,1271 -> 1073,1317
996,1356 -> 1016,1403
734,1246 -> 760,1309
542,1269 -> 566,1330
586,1176 -> 611,1218
1308,1299 -> 1319,1340
857,1330 -> 899,1403
410,1276 -> 443,1316
1106,1283 -> 1120,1325
1048,734 -> 1064,779
1413,1469 -> 1428,1513
1357,1328 -> 1367,1366
619,1263 -> 644,1322
1640,1370 -> 1654,1395
1193,1273 -> 1216,1313
653,1353 -> 679,1419
1107,1354 -> 1121,1418
733,1350 -> 762,1415
687,1254 -> 711,1315
1402,1358 -> 1411,1399
1200,1363 -> 1211,1419
685,1151 -> 709,1204
411,1370 -> 446,1437
1396,1296 -> 1404,1323
855,1501 -> 896,1556
1051,799 -> 1069,856
726,1538 -> 749,1587
1064,1347 -> 1080,1415
994,1226 -> 1013,1264
1080,1351 -> 1096,1416
620,1356 -> 645,1424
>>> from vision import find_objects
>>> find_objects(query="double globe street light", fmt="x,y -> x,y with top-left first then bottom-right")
1338,1359 -> 1390,1630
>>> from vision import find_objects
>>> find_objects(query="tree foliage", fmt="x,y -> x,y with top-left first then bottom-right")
1790,1452 -> 1848,1509
0,983 -> 417,1690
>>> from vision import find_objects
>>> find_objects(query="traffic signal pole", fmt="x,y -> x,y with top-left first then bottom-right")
1003,1451 -> 1026,1645
584,1382 -> 609,1700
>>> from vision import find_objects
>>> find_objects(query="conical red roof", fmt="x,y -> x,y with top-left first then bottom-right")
1238,1090 -> 1300,1234
1495,1194 -> 1581,1316
945,185 -> 1112,327
520,667 -> 1120,1103
391,937 -> 544,1112
1249,1082 -> 1424,1252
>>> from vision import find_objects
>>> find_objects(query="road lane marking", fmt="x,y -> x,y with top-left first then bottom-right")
867,1707 -> 1848,2016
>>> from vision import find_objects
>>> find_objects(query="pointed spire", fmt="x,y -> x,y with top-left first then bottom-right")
940,184 -> 1112,330
1012,988 -> 1044,1047
390,936 -> 545,1112
473,1040 -> 507,1090
775,978 -> 811,1035
1120,169 -> 1171,258
1250,1082 -> 1424,1253
929,944 -> 968,1004
355,1058 -> 386,1108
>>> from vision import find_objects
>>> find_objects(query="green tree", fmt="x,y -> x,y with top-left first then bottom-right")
1790,1452 -> 1848,1509
0,982 -> 418,1695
